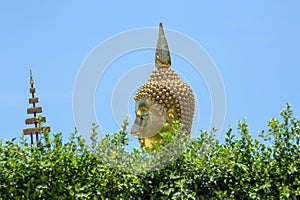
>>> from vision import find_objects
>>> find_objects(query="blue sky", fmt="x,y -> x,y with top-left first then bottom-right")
0,1 -> 299,147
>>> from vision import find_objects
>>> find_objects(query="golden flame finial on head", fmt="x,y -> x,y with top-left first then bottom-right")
155,22 -> 171,68
30,70 -> 34,86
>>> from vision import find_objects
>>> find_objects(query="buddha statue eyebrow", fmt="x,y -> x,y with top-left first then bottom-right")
136,109 -> 149,116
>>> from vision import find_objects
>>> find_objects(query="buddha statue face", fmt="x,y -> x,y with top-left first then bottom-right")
130,23 -> 195,149
131,97 -> 180,148
131,97 -> 166,139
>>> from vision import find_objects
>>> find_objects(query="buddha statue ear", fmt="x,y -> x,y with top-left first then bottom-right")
166,109 -> 179,124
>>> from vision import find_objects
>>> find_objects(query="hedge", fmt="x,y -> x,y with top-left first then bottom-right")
0,104 -> 299,199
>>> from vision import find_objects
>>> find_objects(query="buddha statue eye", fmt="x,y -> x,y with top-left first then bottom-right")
141,112 -> 150,120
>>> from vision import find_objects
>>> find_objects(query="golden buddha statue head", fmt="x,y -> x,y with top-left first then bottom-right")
131,23 -> 195,148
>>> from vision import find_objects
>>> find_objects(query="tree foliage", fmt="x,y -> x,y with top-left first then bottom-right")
0,104 -> 299,199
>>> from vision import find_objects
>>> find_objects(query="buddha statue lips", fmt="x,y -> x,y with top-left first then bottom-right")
131,23 -> 195,148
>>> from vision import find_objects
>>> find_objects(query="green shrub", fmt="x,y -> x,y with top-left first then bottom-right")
0,104 -> 299,199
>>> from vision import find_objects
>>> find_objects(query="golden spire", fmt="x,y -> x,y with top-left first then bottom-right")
23,70 -> 50,146
155,22 -> 171,68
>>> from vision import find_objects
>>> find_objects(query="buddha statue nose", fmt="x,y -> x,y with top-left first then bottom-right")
131,119 -> 141,136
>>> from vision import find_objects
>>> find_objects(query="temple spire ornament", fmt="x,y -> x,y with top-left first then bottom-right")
30,70 -> 34,86
23,70 -> 50,146
131,23 -> 195,148
155,22 -> 171,68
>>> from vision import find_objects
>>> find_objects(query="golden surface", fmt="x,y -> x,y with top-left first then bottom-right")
138,134 -> 162,149
131,23 -> 195,149
155,23 -> 171,68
